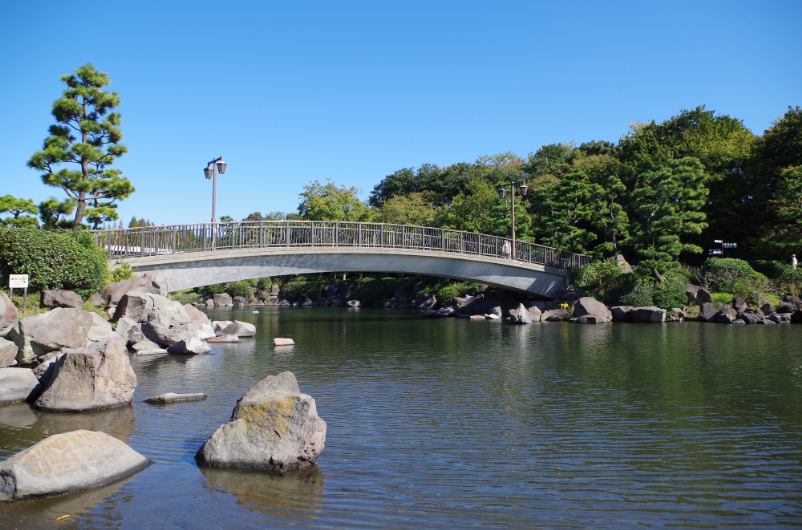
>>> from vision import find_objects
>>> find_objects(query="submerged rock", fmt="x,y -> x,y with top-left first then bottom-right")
196,371 -> 326,473
167,337 -> 212,355
0,430 -> 150,501
273,338 -> 295,346
144,392 -> 207,404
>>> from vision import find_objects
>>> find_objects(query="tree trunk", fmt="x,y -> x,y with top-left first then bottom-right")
72,192 -> 86,231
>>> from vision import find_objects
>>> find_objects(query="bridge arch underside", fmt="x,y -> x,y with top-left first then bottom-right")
125,248 -> 570,299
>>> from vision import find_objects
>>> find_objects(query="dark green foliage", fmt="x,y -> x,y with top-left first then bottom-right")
653,280 -> 687,310
280,278 -> 326,301
698,258 -> 768,304
618,282 -> 654,307
571,259 -> 626,303
0,196 -> 39,228
204,283 -> 228,295
256,277 -> 273,291
532,170 -> 599,253
0,227 -> 107,297
226,280 -> 254,298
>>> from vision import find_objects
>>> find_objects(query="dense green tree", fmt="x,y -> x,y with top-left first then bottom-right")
27,64 -> 134,230
39,197 -> 77,229
522,143 -> 582,190
627,157 -> 709,262
532,170 -> 599,253
219,215 -> 234,223
590,173 -> 629,256
0,196 -> 39,228
775,166 -> 802,230
298,179 -> 372,221
375,192 -> 437,226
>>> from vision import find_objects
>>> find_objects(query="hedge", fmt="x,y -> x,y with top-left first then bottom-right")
0,227 -> 107,297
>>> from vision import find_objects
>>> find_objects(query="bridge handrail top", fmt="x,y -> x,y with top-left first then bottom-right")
90,220 -> 593,258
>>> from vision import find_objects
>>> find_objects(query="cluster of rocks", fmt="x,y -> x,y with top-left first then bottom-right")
0,370 -> 325,501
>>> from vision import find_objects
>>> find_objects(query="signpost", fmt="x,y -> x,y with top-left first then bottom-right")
9,274 -> 28,315
708,241 -> 737,256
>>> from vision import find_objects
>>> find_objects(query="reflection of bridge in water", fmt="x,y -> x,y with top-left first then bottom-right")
92,221 -> 592,299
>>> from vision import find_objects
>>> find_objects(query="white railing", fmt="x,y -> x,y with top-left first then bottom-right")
92,221 -> 592,270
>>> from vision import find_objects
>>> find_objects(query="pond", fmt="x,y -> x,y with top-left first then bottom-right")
1,308 -> 802,528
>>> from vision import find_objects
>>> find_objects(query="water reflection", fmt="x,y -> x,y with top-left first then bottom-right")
200,466 -> 324,520
0,402 -> 37,429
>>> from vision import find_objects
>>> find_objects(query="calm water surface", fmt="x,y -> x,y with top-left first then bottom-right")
1,308 -> 802,529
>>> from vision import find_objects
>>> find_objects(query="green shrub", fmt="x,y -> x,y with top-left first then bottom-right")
357,277 -> 395,306
698,258 -> 767,304
256,277 -> 273,291
226,280 -> 253,298
571,259 -> 626,304
0,227 -> 107,298
618,281 -> 654,307
281,279 -> 325,301
108,262 -> 134,284
419,280 -> 481,304
652,280 -> 686,310
204,283 -> 228,295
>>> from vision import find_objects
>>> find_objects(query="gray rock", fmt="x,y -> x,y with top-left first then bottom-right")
783,295 -> 802,310
778,301 -> 795,314
380,298 -> 398,308
32,352 -> 63,387
686,284 -> 713,305
757,319 -> 776,325
134,348 -> 168,356
570,315 -> 602,324
542,309 -> 567,321
273,338 -> 295,346
131,338 -> 161,352
101,275 -> 159,306
737,312 -> 761,324
220,321 -> 256,338
324,284 -> 339,297
184,304 -> 215,340
145,392 -> 207,404
732,319 -> 746,324
116,316 -> 144,347
393,285 -> 405,301
213,293 -> 233,307
510,303 -> 532,324
8,308 -> 93,366
205,298 -> 215,307
88,313 -> 118,343
760,303 -> 773,315
769,313 -> 791,324
699,303 -> 719,322
732,298 -> 748,313
0,337 -> 18,368
34,338 -> 136,412
41,290 -> 83,310
112,290 -> 150,323
573,297 -> 612,322
610,306 -> 633,322
0,430 -> 150,501
630,306 -> 667,323
212,321 -> 233,334
413,293 -> 437,310
474,299 -> 503,318
277,299 -> 292,306
0,368 -> 40,404
90,292 -> 104,307
167,337 -> 212,355
0,292 -> 18,333
271,284 -> 280,296
208,335 -> 239,343
715,306 -> 739,323
256,290 -> 271,301
425,306 -> 455,318
523,302 -> 542,322
195,372 -> 326,473
142,322 -> 199,348
232,296 -> 248,306
346,300 -> 360,308
615,254 -> 633,273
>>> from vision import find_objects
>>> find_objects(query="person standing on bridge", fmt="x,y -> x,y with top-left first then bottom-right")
502,240 -> 512,259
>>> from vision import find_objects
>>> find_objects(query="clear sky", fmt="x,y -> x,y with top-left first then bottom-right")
1,1 -> 800,227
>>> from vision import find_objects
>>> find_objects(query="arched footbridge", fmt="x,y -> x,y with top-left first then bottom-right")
92,221 -> 592,299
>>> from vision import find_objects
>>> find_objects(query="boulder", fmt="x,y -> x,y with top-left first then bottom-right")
699,303 -> 719,322
573,297 -> 612,322
220,321 -> 256,338
134,348 -> 168,356
88,313 -> 118,343
205,299 -> 215,308
145,392 -> 207,404
757,319 -> 776,325
273,338 -> 295,346
142,322 -> 199,348
8,308 -> 93,366
0,337 -> 18,368
195,372 -> 326,473
615,254 -> 633,273
393,285 -> 405,301
630,307 -> 667,323
509,303 -> 532,324
731,298 -> 748,313
542,309 -> 567,321
101,275 -> 161,306
523,302 -> 542,322
732,319 -> 746,325
264,296 -> 279,306
256,290 -> 271,301
555,290 -> 582,304
208,335 -> 239,343
131,338 -> 161,352
34,338 -> 136,412
89,292 -> 104,307
213,293 -> 233,307
715,306 -> 738,324
686,284 -> 713,305
470,315 -> 487,321
738,312 -> 762,324
346,300 -> 360,308
760,303 -> 773,315
610,306 -> 634,322
783,295 -> 802,310
413,293 -> 437,310
41,289 -> 83,310
778,301 -> 795,314
0,430 -> 150,501
0,292 -> 18,332
112,291 -> 151,323
324,284 -> 339,297
167,337 -> 212,355
570,315 -> 602,324
116,316 -> 144,347
184,304 -> 216,340
425,306 -> 455,318
212,321 -> 233,333
769,313 -> 792,324
474,299 -> 503,318
791,310 -> 802,324
0,368 -> 40,404
232,296 -> 248,306
271,284 -> 280,296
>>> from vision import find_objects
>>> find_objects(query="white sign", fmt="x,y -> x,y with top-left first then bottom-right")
9,275 -> 28,288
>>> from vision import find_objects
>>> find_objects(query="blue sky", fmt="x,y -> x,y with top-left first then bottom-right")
2,1 -> 800,226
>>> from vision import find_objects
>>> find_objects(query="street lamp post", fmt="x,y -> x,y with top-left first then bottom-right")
497,179 -> 528,259
204,156 -> 228,248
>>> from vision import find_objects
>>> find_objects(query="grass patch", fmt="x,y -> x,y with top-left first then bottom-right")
172,291 -> 203,304
764,293 -> 780,309
711,292 -> 734,304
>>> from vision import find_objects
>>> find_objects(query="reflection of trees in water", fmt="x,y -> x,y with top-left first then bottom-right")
200,466 -> 324,520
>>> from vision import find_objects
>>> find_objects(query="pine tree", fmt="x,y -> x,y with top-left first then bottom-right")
27,64 -> 134,230
532,170 -> 600,254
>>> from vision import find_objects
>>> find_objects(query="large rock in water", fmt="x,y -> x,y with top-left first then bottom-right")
196,372 -> 326,473
184,303 -> 216,340
0,292 -> 19,332
0,368 -> 40,404
8,308 -> 93,366
34,338 -> 136,412
699,303 -> 719,322
573,297 -> 612,322
0,430 -> 150,501
509,303 -> 532,324
630,307 -> 667,323
220,321 -> 256,338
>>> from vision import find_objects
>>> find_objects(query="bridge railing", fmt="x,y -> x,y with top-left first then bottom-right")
92,221 -> 592,270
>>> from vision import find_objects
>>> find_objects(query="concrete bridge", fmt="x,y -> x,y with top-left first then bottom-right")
92,221 -> 591,299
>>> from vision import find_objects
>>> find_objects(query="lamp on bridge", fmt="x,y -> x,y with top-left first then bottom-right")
205,156 -> 227,248
497,180 -> 528,259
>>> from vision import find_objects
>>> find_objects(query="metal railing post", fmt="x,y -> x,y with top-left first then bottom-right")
335,222 -> 339,246
140,229 -> 146,258
311,222 -> 316,247
380,225 -> 384,248
286,221 -> 290,247
107,232 -> 112,258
